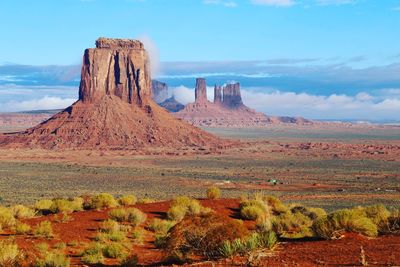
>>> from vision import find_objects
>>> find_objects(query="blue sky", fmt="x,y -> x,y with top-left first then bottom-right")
0,0 -> 399,121
1,0 -> 399,65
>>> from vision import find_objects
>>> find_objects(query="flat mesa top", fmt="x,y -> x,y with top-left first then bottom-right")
95,37 -> 144,49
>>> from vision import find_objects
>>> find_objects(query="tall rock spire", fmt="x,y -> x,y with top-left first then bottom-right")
194,78 -> 207,104
214,85 -> 222,105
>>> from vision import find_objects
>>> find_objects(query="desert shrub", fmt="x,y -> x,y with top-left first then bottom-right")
109,208 -> 127,222
108,208 -> 146,227
0,207 -> 16,230
206,186 -> 221,200
35,199 -> 54,213
95,230 -> 126,242
218,240 -> 236,258
241,206 -> 266,221
11,205 -> 36,219
137,198 -> 156,204
89,193 -> 118,210
35,252 -> 70,267
154,234 -> 168,248
34,221 -> 54,238
256,230 -> 277,249
70,197 -> 84,211
263,195 -> 289,215
148,218 -> 175,235
54,242 -> 67,250
380,208 -> 400,234
118,195 -> 137,206
313,209 -> 378,239
99,219 -> 120,233
364,204 -> 390,226
272,211 -> 314,238
165,213 -> 248,261
81,242 -> 104,265
0,240 -> 22,267
255,216 -> 272,232
50,199 -> 74,214
14,222 -> 31,235
103,242 -> 129,260
167,205 -> 187,221
34,243 -> 50,255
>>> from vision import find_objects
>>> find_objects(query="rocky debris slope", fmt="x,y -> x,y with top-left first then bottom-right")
175,78 -> 311,127
0,38 -> 223,150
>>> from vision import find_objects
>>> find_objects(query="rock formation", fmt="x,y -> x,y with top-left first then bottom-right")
214,85 -> 222,105
194,78 -> 208,104
175,78 -> 311,127
0,38 -> 223,150
222,83 -> 243,109
151,80 -> 169,103
159,97 -> 184,112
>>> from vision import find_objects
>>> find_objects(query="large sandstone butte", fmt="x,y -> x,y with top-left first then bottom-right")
0,38 -> 222,149
175,78 -> 310,127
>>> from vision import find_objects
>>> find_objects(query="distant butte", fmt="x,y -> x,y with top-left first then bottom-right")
174,78 -> 311,127
0,38 -> 224,150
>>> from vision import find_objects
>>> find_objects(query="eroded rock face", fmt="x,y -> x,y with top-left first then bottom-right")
194,78 -> 207,104
222,83 -> 243,109
214,85 -> 222,105
79,37 -> 151,105
151,80 -> 169,103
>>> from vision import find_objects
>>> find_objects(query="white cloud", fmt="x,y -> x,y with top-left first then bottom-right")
172,85 -> 400,120
137,35 -> 161,77
1,96 -> 76,112
250,0 -> 295,7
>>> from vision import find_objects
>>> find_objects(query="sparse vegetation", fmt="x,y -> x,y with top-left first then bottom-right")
14,222 -> 31,235
34,220 -> 54,238
0,240 -> 22,267
12,204 -> 36,219
167,196 -> 210,221
89,193 -> 118,210
0,207 -> 16,231
118,195 -> 137,206
206,186 -> 221,199
108,208 -> 146,227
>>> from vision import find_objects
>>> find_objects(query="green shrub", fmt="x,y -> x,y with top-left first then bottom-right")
11,205 -> 36,219
14,222 -> 31,235
90,193 -> 118,210
81,242 -> 104,265
34,221 -> 54,238
264,196 -> 289,215
109,208 -> 127,222
380,208 -> 400,234
0,207 -> 16,231
34,242 -> 50,255
148,218 -> 175,235
313,209 -> 379,239
54,242 -> 66,250
154,234 -> 168,248
103,243 -> 129,260
167,205 -> 187,221
256,230 -> 277,249
50,199 -> 74,214
0,240 -> 21,267
165,213 -> 248,261
95,230 -> 126,242
364,204 -> 390,226
99,219 -> 120,233
35,199 -> 53,213
37,252 -> 70,267
272,212 -> 314,238
218,240 -> 235,258
126,208 -> 147,227
241,206 -> 266,221
206,186 -> 221,200
118,195 -> 137,206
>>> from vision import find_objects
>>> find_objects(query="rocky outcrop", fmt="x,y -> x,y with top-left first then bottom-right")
0,38 -> 224,150
214,85 -> 222,105
222,83 -> 243,109
159,97 -> 184,112
194,78 -> 208,104
151,80 -> 169,103
79,37 -> 151,105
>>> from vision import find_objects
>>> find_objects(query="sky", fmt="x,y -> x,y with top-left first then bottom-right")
0,0 -> 399,121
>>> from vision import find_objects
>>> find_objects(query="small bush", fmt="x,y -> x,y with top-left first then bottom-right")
11,205 -> 36,219
218,240 -> 235,258
95,230 -> 126,242
272,212 -> 314,238
148,218 -> 175,235
380,208 -> 400,234
38,252 -> 70,267
0,207 -> 16,230
90,193 -> 118,210
165,213 -> 248,261
34,221 -> 54,238
35,199 -> 53,213
103,243 -> 129,260
81,242 -> 104,265
241,206 -> 266,221
264,196 -> 289,215
99,219 -> 120,233
256,230 -> 277,249
54,242 -> 67,250
0,240 -> 22,267
167,205 -> 187,221
206,186 -> 221,200
118,195 -> 137,206
313,209 -> 379,239
109,208 -> 127,222
50,199 -> 74,214
35,243 -> 50,255
121,254 -> 139,267
364,204 -> 390,226
14,222 -> 31,235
